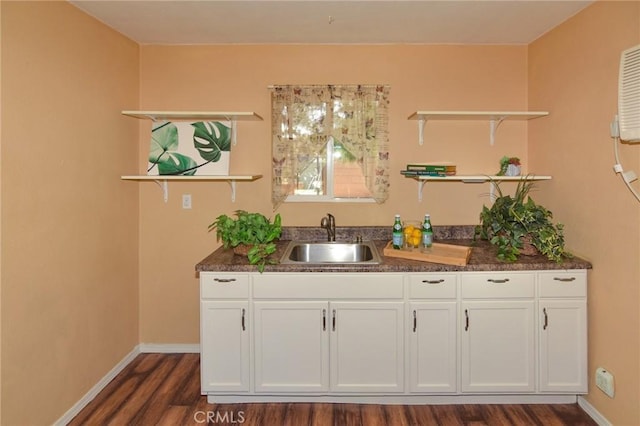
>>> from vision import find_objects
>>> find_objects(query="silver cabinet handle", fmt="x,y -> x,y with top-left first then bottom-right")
422,279 -> 445,284
487,278 -> 510,284
413,310 -> 417,333
553,277 -> 576,282
241,308 -> 246,331
214,278 -> 236,283
465,309 -> 469,331
543,308 -> 548,330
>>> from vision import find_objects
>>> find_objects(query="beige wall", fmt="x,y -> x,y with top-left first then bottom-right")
0,2 -> 139,425
137,44 -> 530,343
529,1 -> 640,424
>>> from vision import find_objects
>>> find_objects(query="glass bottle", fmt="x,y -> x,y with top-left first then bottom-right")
392,214 -> 404,249
422,213 -> 433,248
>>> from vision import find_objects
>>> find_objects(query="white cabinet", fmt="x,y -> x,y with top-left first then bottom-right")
253,301 -> 329,392
251,273 -> 405,394
200,273 -> 250,392
199,269 -> 588,403
538,271 -> 588,393
461,300 -> 535,393
460,272 -> 536,393
253,300 -> 404,393
200,301 -> 250,392
407,273 -> 458,393
330,302 -> 404,393
409,302 -> 457,392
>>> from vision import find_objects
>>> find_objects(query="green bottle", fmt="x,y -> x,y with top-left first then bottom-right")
422,214 -> 433,248
392,214 -> 403,249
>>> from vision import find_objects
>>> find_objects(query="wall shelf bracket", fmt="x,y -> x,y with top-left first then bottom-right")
228,180 -> 238,202
417,180 -> 426,202
418,118 -> 426,146
489,117 -> 506,146
153,180 -> 169,203
231,120 -> 238,146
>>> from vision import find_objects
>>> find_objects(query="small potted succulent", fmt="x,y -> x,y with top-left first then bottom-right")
475,178 -> 569,263
208,210 -> 282,272
498,156 -> 521,176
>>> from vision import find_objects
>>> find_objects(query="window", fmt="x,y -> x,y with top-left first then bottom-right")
270,85 -> 390,208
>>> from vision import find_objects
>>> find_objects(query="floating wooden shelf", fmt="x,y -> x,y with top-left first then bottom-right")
402,174 -> 552,202
121,175 -> 263,203
408,110 -> 549,145
121,111 -> 263,121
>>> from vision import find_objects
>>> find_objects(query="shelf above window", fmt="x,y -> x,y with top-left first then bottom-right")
121,175 -> 263,203
408,110 -> 549,146
403,174 -> 552,202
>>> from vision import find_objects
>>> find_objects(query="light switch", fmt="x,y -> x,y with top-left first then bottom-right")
182,194 -> 192,209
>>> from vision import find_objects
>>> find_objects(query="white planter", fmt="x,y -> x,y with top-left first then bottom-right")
505,164 -> 521,176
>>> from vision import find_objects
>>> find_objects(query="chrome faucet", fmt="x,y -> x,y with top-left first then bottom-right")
320,213 -> 336,242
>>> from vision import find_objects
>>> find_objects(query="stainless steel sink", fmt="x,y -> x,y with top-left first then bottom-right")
280,240 -> 382,264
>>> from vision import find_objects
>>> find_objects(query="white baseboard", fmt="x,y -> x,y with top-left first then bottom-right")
139,343 -> 200,353
578,396 -> 612,426
54,343 -> 199,425
54,345 -> 141,426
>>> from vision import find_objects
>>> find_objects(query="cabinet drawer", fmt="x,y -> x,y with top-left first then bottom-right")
408,274 -> 457,299
538,271 -> 587,298
461,272 -> 534,299
201,273 -> 249,299
253,273 -> 404,299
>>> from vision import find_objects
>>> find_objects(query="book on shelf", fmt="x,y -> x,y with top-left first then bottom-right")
401,170 -> 448,177
405,163 -> 457,174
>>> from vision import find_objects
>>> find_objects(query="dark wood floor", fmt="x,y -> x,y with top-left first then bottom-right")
69,353 -> 597,426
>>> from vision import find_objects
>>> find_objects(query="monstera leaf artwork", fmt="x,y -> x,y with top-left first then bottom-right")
193,122 -> 231,163
147,120 -> 232,176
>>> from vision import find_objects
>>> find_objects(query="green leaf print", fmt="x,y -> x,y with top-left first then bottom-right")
149,122 -> 179,164
148,121 -> 199,175
156,152 -> 198,176
192,121 -> 231,163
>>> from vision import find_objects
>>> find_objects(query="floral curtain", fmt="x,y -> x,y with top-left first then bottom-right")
270,85 -> 390,209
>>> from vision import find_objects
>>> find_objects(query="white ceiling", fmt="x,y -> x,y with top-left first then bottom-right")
69,0 -> 594,45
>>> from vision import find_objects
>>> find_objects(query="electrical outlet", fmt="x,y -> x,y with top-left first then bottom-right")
595,367 -> 615,398
182,194 -> 192,209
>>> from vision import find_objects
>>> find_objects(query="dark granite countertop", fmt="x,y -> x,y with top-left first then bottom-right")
195,226 -> 592,273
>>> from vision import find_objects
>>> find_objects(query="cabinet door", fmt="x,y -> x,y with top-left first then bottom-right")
539,300 -> 587,393
461,301 -> 535,393
409,302 -> 457,393
200,301 -> 250,392
254,301 -> 329,392
330,301 -> 404,393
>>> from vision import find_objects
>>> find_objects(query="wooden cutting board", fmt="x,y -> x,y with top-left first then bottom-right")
382,241 -> 472,266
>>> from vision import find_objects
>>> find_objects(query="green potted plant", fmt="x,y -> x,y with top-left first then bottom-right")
475,178 -> 569,263
497,156 -> 521,176
208,210 -> 282,272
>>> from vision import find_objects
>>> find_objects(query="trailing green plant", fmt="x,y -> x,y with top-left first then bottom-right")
208,210 -> 282,272
475,178 -> 569,263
